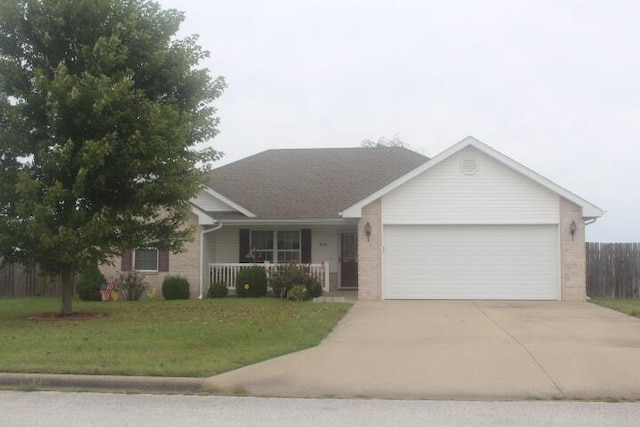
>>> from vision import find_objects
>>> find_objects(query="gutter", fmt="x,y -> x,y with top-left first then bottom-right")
198,222 -> 223,299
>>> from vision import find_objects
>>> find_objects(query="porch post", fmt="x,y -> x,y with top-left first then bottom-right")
199,223 -> 222,299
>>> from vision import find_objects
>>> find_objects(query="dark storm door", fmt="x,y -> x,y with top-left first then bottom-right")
340,232 -> 358,288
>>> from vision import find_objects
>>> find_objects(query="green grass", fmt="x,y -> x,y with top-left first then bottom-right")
0,298 -> 352,377
591,298 -> 640,318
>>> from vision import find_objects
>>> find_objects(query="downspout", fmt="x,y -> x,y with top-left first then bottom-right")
199,222 -> 223,299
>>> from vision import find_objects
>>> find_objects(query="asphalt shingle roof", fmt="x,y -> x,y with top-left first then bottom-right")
206,147 -> 429,220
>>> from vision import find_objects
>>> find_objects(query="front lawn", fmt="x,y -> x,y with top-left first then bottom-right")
0,298 -> 352,377
590,298 -> 640,318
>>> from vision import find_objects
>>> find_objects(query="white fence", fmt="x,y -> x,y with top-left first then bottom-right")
208,263 -> 330,292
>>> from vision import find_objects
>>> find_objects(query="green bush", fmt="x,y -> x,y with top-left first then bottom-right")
303,275 -> 323,299
235,266 -> 268,297
114,271 -> 149,301
162,276 -> 191,300
76,262 -> 106,301
269,263 -> 322,300
288,284 -> 308,301
208,282 -> 228,298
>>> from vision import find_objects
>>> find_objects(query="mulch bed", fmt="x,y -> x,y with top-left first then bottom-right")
28,312 -> 107,321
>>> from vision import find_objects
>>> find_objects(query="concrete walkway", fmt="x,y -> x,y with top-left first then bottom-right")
204,301 -> 640,400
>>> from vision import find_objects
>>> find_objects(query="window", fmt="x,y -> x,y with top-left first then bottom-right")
250,230 -> 274,262
121,249 -> 169,272
277,230 -> 300,263
249,230 -> 300,263
133,249 -> 159,271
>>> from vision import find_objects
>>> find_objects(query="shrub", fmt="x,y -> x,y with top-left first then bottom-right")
76,262 -> 106,301
288,284 -> 308,301
162,276 -> 191,300
269,263 -> 322,300
208,282 -> 228,298
235,266 -> 268,297
269,263 -> 302,299
114,271 -> 149,301
303,275 -> 323,299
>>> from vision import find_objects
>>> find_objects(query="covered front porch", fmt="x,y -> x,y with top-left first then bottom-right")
201,223 -> 361,294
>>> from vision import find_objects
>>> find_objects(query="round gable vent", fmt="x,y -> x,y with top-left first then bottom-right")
460,156 -> 479,175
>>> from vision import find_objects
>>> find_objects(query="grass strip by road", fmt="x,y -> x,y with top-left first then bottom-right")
0,298 -> 352,377
590,298 -> 640,318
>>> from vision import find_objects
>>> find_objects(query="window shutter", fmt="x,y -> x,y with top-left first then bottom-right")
239,229 -> 250,262
158,251 -> 169,271
301,229 -> 312,264
121,250 -> 132,271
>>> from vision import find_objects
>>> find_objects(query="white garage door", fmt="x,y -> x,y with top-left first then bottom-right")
383,225 -> 558,300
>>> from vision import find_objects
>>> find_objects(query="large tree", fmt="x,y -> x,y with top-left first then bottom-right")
0,0 -> 225,315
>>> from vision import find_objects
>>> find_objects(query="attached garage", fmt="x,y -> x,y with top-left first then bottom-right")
382,224 -> 558,300
342,137 -> 604,302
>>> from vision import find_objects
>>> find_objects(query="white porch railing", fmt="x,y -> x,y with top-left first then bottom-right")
208,262 -> 330,292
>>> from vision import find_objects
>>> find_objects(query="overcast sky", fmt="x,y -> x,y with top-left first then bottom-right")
158,0 -> 639,242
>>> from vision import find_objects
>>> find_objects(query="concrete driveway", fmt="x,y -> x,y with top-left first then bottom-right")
204,301 -> 640,400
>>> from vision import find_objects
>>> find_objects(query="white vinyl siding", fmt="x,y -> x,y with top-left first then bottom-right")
191,191 -> 237,212
383,225 -> 558,300
213,227 -> 239,263
311,228 -> 338,273
204,231 -> 217,263
382,147 -> 560,225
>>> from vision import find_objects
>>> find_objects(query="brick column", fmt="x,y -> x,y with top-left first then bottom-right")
358,199 -> 382,300
560,197 -> 586,301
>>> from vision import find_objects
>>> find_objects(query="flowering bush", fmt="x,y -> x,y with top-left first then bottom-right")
269,263 -> 322,300
114,271 -> 149,301
235,266 -> 268,297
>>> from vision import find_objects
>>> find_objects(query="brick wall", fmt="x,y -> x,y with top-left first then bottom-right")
100,214 -> 203,299
559,197 -> 586,301
357,199 -> 382,300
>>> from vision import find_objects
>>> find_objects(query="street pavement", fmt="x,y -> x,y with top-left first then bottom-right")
3,391 -> 640,427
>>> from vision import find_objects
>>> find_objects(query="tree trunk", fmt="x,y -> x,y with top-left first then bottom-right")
60,267 -> 76,316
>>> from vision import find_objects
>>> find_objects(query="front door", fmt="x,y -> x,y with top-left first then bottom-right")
340,232 -> 358,288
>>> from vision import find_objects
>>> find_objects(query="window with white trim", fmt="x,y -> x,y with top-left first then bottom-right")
277,230 -> 300,263
133,248 -> 159,271
249,230 -> 300,263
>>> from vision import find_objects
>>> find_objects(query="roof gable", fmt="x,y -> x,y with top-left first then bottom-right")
203,147 -> 429,220
191,188 -> 256,217
341,136 -> 605,219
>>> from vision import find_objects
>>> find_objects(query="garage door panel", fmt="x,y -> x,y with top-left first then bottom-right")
383,225 -> 558,300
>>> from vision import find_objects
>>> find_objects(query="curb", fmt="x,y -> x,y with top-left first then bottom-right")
0,373 -> 204,394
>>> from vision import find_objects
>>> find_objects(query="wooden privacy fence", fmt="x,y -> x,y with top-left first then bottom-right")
0,263 -> 62,298
586,242 -> 640,298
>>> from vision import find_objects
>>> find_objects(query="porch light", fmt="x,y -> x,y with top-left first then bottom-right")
569,221 -> 577,240
365,222 -> 372,241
